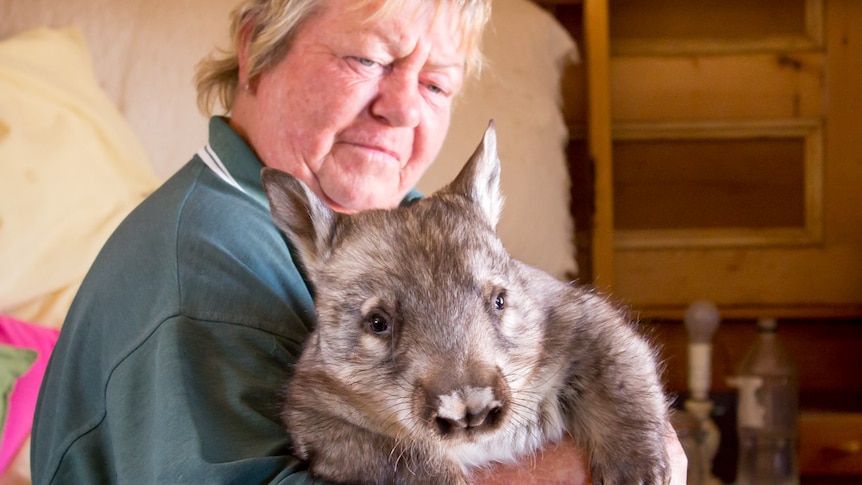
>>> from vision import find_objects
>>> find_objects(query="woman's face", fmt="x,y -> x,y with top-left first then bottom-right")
231,0 -> 468,212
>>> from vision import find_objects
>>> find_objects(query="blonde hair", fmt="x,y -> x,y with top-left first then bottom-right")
195,0 -> 492,115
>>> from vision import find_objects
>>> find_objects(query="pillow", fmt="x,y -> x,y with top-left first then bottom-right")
0,27 -> 160,329
0,0 -> 242,179
0,346 -> 36,438
0,316 -> 60,475
418,0 -> 580,279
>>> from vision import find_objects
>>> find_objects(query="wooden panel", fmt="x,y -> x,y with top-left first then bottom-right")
799,412 -> 862,476
611,120 -> 824,249
547,1 -> 861,315
822,0 -> 862,245
609,0 -> 822,55
616,245 -> 862,312
613,255 -> 848,313
607,1 -> 861,317
611,0 -> 807,40
614,138 -> 805,230
611,54 -> 825,121
582,0 -> 615,292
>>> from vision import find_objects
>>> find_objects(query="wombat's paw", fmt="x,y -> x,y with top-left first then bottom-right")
591,466 -> 670,485
392,455 -> 468,485
436,463 -> 470,485
591,448 -> 670,485
402,466 -> 468,485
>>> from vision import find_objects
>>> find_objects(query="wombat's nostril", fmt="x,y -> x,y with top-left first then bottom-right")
431,386 -> 505,437
484,403 -> 504,426
466,403 -> 503,428
434,394 -> 503,436
435,416 -> 467,435
434,404 -> 504,436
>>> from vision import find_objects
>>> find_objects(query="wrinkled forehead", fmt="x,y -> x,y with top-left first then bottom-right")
343,0 -> 487,76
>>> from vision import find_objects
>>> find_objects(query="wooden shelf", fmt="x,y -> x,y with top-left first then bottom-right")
631,303 -> 862,321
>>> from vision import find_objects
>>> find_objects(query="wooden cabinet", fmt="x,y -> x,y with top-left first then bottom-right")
541,0 -> 862,320
537,1 -> 862,483
799,412 -> 862,477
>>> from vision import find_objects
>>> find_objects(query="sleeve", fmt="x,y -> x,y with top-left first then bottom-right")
118,316 -> 328,484
36,314 -> 328,484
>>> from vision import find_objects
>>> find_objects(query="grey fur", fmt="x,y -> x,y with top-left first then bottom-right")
262,122 -> 671,485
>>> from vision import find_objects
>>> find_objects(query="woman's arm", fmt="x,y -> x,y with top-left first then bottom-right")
471,421 -> 687,485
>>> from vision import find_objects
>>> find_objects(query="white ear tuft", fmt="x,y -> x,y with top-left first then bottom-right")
447,120 -> 504,229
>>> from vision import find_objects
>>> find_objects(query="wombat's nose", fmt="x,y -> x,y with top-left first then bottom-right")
431,386 -> 504,436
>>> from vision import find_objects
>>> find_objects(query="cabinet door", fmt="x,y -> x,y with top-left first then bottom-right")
607,0 -> 862,318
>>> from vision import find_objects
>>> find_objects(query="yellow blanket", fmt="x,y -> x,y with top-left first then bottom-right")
0,27 -> 159,329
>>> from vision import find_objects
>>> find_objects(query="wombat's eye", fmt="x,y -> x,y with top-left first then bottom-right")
367,313 -> 391,335
494,291 -> 506,311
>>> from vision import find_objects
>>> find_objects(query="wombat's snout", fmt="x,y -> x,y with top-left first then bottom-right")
419,369 -> 508,438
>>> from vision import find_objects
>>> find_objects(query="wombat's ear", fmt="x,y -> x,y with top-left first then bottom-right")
447,120 -> 504,229
261,168 -> 336,268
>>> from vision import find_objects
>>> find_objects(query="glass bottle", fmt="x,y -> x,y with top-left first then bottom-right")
735,318 -> 799,485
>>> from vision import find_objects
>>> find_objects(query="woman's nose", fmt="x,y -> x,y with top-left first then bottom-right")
371,71 -> 421,127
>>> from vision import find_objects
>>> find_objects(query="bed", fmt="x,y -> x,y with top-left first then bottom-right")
0,1 -> 579,482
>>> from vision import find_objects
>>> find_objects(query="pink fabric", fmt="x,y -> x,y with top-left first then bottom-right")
0,315 -> 59,472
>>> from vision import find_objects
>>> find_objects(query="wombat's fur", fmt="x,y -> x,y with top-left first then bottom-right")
262,123 -> 671,484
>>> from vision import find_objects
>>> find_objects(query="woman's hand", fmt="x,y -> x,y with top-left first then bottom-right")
470,420 -> 688,485
470,438 -> 590,485
666,420 -> 689,485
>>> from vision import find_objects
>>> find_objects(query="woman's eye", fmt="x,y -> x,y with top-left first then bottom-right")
356,57 -> 377,68
367,313 -> 391,335
426,83 -> 443,95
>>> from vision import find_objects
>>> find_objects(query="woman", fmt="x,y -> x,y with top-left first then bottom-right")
32,0 -> 684,483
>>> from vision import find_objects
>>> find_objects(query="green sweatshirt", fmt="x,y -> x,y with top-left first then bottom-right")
33,117 -> 420,484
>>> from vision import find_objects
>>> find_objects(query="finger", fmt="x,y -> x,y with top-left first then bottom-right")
665,420 -> 688,485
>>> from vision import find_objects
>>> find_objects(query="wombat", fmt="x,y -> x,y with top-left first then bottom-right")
261,122 -> 671,485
